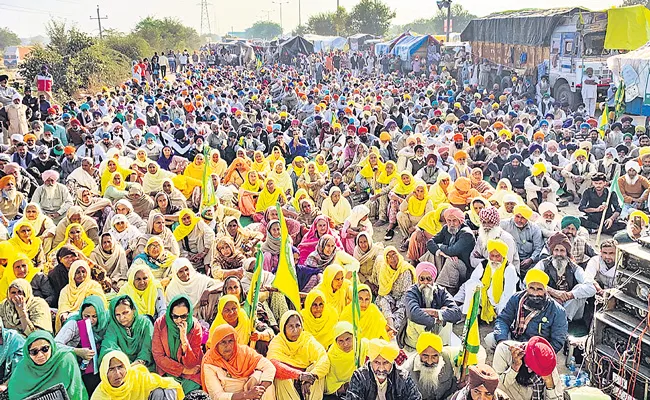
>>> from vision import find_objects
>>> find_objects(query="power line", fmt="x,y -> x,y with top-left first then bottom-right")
198,0 -> 212,36
89,5 -> 108,39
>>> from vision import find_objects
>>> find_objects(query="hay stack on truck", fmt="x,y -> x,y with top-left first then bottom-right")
460,7 -> 650,110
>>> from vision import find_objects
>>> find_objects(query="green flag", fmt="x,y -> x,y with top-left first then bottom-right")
609,170 -> 623,204
456,287 -> 481,375
351,271 -> 362,368
245,244 -> 264,323
614,80 -> 626,120
201,145 -> 216,208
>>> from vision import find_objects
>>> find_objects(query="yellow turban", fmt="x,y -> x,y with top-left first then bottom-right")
513,204 -> 533,220
416,332 -> 443,354
639,146 -> 650,158
574,149 -> 588,159
498,129 -> 512,139
531,162 -> 547,176
525,269 -> 549,288
368,339 -> 399,363
487,239 -> 508,258
630,210 -> 649,225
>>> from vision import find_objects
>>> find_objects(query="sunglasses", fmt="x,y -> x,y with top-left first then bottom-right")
171,313 -> 189,320
29,345 -> 50,356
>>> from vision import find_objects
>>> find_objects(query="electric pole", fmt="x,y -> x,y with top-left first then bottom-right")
90,5 -> 108,39
298,0 -> 301,27
272,0 -> 289,33
199,0 -> 212,36
436,0 -> 452,42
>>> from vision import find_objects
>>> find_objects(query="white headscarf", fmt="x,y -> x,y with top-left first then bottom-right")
164,257 -> 217,306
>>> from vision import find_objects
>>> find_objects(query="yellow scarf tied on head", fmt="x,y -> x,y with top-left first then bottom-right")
376,161 -> 398,185
118,265 -> 161,317
406,181 -> 430,217
377,246 -> 416,296
173,209 -> 200,241
392,171 -> 416,195
417,203 -> 450,236
479,260 -> 506,323
301,289 -> 339,349
207,294 -> 252,349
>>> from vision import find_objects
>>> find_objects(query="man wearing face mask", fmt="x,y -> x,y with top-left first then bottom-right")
486,269 -> 568,352
347,338 -> 421,400
531,232 -> 596,322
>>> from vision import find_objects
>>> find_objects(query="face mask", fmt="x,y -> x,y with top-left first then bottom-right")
525,294 -> 546,310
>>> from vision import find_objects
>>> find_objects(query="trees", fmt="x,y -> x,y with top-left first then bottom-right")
348,0 -> 396,36
244,21 -> 282,40
390,4 -> 477,36
0,27 -> 20,50
133,17 -> 202,52
303,6 -> 350,36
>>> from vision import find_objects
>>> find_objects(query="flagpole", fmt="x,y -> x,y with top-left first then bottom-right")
595,189 -> 613,247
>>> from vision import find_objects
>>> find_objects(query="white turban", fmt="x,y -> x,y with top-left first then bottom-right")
626,160 -> 641,173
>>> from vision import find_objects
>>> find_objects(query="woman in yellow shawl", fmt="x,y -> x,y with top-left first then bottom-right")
314,154 -> 330,180
56,260 -> 107,332
104,172 -> 129,202
315,264 -> 349,314
222,157 -> 250,188
301,289 -> 339,349
252,150 -> 271,178
268,160 -> 293,196
396,180 -> 434,252
49,223 -> 95,259
429,171 -> 453,205
266,310 -> 329,400
100,158 -> 130,195
384,170 -> 416,241
142,162 -> 175,195
0,253 -> 39,302
92,350 -> 183,400
356,148 -> 383,194
118,264 -> 165,320
209,149 -> 228,178
297,162 -> 326,200
325,321 -> 368,396
183,153 -> 205,182
320,186 -> 351,228
131,149 -> 154,176
290,188 -> 310,213
19,202 -> 56,254
340,284 -> 390,340
367,160 -> 397,224
7,221 -> 44,266
407,203 -> 450,263
238,170 -> 264,216
465,197 -> 488,232
266,146 -> 285,170
376,246 -> 416,332
207,294 -> 274,350
254,178 -> 287,215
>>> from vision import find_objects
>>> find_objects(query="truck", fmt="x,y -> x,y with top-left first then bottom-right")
460,6 -> 650,109
3,46 -> 33,68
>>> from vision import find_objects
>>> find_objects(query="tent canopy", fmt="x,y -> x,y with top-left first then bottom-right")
393,35 -> 431,60
303,35 -> 347,52
278,36 -> 314,55
607,41 -> 650,116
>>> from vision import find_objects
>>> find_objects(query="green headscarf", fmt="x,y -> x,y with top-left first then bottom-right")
68,295 -> 110,342
165,294 -> 194,362
8,331 -> 89,400
100,294 -> 154,368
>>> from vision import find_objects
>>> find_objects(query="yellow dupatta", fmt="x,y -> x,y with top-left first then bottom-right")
392,171 -> 416,195
377,246 -> 416,296
207,294 -> 251,349
376,161 -> 398,185
339,284 -> 389,340
100,159 -> 130,195
325,321 -> 369,394
49,223 -> 95,257
406,181 -> 430,217
173,209 -> 200,241
316,264 -> 349,314
292,188 -> 310,211
105,171 -> 127,192
0,253 -> 39,302
183,158 -> 204,181
18,203 -> 51,236
267,311 -> 328,373
255,178 -> 287,212
429,171 -> 453,204
301,289 -> 339,349
209,150 -> 228,177
8,221 -> 42,260
133,149 -> 153,169
288,156 -> 305,177
417,203 -> 450,236
358,147 -> 383,179
56,260 -> 107,331
321,187 -> 352,226
315,154 -> 331,179
252,151 -> 271,176
268,160 -> 294,195
479,260 -> 506,323
240,171 -> 263,192
118,265 -> 161,317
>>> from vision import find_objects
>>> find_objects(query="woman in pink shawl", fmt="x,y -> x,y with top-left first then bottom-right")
258,206 -> 302,244
297,215 -> 343,264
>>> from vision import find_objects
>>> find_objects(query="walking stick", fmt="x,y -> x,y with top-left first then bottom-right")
595,189 -> 613,246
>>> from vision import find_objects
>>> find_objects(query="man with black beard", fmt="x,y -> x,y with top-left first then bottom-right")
492,336 -> 563,399
486,269 -> 568,352
585,239 -> 618,293
487,142 -> 511,184
403,333 -> 456,400
401,262 -> 461,351
532,232 -> 596,322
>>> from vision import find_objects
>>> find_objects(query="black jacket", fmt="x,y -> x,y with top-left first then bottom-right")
346,362 -> 422,400
426,225 -> 476,272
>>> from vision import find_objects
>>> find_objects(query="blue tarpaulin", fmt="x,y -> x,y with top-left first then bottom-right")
374,42 -> 392,56
393,35 -> 430,60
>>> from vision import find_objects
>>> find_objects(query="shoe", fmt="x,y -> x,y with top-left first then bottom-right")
573,195 -> 580,205
384,229 -> 394,241
558,199 -> 569,207
399,241 -> 408,252
376,220 -> 388,227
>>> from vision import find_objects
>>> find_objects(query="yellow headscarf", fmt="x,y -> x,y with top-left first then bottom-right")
100,160 -> 130,195
467,197 -> 488,228
255,178 -> 287,212
105,171 -> 127,192
301,289 -> 339,349
339,284 -> 389,340
240,170 -> 263,192
49,222 -> 95,257
325,321 -> 369,394
252,151 -> 271,175
479,239 -> 508,323
8,221 -> 42,260
173,209 -> 200,241
133,149 -> 153,168
266,147 -> 285,169
392,171 -> 416,195
315,264 -> 349,314
209,149 -> 228,177
183,156 -> 204,181
406,181 -> 430,217
358,147 -> 384,179
429,171 -> 452,204
118,265 -> 161,317
0,253 -> 39,302
292,188 -> 310,211
376,161 -> 398,185
377,246 -> 416,296
417,203 -> 450,236
321,186 -> 352,226
267,310 -> 328,375
268,160 -> 294,195
289,156 -> 306,177
93,350 -> 183,400
56,260 -> 107,331
315,154 -> 330,179
207,294 -> 252,349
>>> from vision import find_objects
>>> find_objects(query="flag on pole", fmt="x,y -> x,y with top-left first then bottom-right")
201,145 -> 216,208
256,54 -> 263,70
456,287 -> 481,373
609,170 -> 623,204
598,103 -> 609,139
245,244 -> 264,323
272,202 -> 301,310
614,80 -> 626,120
351,271 -> 362,368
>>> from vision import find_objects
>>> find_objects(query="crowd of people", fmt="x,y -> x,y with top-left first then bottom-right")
0,44 -> 642,400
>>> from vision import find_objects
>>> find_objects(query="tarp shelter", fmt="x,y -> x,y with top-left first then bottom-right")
604,6 -> 650,51
607,41 -> 650,116
374,33 -> 408,56
348,34 -> 375,51
393,35 -> 439,61
278,36 -> 314,56
303,35 -> 347,52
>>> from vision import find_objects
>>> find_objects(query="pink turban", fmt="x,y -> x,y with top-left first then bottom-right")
3,163 -> 19,175
479,206 -> 500,226
416,262 -> 437,281
445,207 -> 465,223
42,170 -> 60,182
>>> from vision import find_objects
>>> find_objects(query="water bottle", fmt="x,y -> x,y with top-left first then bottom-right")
568,356 -> 576,373
80,360 -> 89,371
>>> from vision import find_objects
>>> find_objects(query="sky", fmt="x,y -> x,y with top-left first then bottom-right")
5,0 -> 620,38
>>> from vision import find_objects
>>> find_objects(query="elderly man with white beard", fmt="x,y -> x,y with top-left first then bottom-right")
30,170 -> 73,224
585,239 -> 618,294
470,206 -> 519,272
0,174 -> 26,224
403,333 -> 456,400
401,262 -> 462,350
617,160 -> 650,218
561,148 -> 595,204
532,232 -> 596,322
524,163 -> 560,212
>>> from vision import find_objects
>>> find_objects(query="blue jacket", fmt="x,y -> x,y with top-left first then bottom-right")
493,290 -> 568,353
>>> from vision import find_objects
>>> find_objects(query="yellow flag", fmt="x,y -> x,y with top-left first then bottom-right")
272,202 -> 301,310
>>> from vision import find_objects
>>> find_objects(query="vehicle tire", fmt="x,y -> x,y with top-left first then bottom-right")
554,82 -> 579,110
